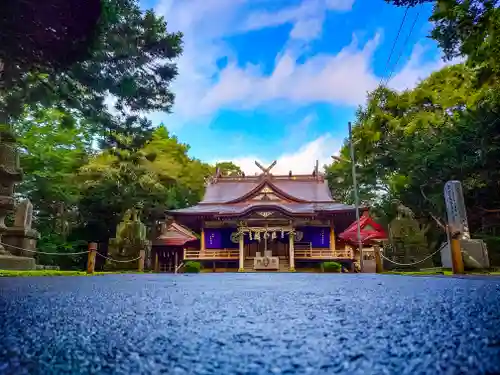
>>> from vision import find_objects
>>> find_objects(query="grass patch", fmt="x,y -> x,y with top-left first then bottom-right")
0,270 -> 151,277
383,268 -> 500,276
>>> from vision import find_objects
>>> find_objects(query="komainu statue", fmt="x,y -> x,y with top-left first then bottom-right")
105,207 -> 150,270
384,204 -> 435,269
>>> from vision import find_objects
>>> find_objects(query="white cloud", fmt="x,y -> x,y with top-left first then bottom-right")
155,0 -> 359,121
199,33 -> 381,114
224,133 -> 343,175
242,0 -> 353,41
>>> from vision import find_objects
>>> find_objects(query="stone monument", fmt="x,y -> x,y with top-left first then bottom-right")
0,131 -> 37,269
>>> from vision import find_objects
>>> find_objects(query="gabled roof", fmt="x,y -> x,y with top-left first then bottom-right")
154,222 -> 198,246
199,176 -> 333,204
167,161 -> 358,217
338,212 -> 387,244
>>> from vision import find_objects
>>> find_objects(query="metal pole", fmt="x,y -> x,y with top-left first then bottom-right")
348,121 -> 363,272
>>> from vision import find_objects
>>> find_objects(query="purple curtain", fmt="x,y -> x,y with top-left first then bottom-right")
204,229 -> 222,249
299,227 -> 330,248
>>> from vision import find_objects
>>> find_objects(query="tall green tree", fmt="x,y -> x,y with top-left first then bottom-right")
76,125 -> 212,243
2,0 -> 183,148
386,0 -> 500,85
325,63 -> 500,246
215,161 -> 244,177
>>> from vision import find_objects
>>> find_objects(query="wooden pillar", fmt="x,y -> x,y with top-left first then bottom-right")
374,244 -> 383,273
450,230 -> 464,274
238,233 -> 244,272
154,251 -> 159,273
87,242 -> 97,274
138,249 -> 145,272
174,250 -> 179,273
289,229 -> 295,271
200,225 -> 206,252
330,220 -> 336,254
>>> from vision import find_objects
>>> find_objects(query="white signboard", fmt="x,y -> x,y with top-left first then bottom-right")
444,181 -> 470,238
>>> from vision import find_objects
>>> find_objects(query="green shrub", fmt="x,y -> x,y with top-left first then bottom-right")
322,261 -> 342,273
184,261 -> 202,273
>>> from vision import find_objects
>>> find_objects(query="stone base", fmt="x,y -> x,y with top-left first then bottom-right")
0,255 -> 36,270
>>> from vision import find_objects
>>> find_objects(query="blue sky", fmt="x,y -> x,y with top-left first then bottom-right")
145,0 -> 454,175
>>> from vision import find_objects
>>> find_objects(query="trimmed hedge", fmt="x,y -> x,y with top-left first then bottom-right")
322,261 -> 342,273
184,261 -> 203,273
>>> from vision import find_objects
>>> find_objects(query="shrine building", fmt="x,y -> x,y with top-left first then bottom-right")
156,161 -> 384,272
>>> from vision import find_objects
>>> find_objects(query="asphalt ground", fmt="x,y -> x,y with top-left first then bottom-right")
1,273 -> 500,375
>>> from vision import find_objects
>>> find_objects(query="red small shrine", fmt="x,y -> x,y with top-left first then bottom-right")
152,222 -> 198,272
338,211 -> 387,245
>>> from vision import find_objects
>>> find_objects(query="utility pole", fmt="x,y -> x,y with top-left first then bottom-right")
348,121 -> 363,272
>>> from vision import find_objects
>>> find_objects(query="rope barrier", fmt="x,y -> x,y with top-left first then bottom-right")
0,242 -> 143,263
0,242 -> 89,255
380,247 -> 442,267
96,252 -> 142,263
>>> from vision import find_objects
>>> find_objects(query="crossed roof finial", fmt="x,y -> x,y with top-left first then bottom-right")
255,160 -> 277,176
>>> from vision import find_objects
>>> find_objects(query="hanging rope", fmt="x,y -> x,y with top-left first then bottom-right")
95,252 -> 142,263
380,247 -> 442,267
0,242 -> 89,255
0,242 -> 143,263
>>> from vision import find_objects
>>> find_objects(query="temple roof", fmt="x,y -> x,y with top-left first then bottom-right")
199,179 -> 334,204
168,160 -> 359,217
169,202 -> 356,216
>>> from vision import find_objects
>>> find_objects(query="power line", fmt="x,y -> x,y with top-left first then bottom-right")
384,9 -> 420,86
378,5 -> 410,89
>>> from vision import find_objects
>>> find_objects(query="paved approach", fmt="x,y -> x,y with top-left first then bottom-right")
1,274 -> 500,375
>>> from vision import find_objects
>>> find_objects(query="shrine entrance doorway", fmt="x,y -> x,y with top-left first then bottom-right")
246,238 -> 289,259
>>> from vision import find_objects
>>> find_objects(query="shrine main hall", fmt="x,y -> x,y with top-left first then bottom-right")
154,161 -> 385,272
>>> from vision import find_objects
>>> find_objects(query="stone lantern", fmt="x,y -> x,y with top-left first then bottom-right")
0,131 -> 37,269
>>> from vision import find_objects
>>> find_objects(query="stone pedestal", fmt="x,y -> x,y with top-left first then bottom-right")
3,226 -> 39,258
0,255 -> 36,270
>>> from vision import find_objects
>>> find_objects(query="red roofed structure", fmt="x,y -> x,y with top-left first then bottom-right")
152,222 -> 199,272
338,211 -> 387,245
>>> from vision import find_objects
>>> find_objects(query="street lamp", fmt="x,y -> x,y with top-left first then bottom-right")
331,121 -> 363,272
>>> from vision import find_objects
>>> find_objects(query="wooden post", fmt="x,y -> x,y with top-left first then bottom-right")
200,226 -> 206,252
238,233 -> 244,272
174,251 -> 179,274
154,251 -> 159,273
330,220 -> 336,254
138,249 -> 145,272
289,229 -> 295,271
450,231 -> 465,274
87,242 -> 97,274
374,244 -> 383,273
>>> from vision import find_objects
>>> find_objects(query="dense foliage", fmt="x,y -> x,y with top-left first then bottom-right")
322,262 -> 342,273
1,0 -> 182,150
183,261 -> 203,273
0,0 -> 102,90
327,0 -> 500,264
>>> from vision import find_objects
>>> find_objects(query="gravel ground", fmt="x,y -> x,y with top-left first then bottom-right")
1,273 -> 500,375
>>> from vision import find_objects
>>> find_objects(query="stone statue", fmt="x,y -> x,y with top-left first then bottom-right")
106,207 -> 150,270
